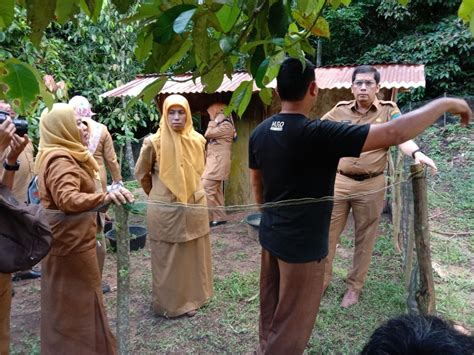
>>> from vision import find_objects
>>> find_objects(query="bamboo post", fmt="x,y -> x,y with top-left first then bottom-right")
410,164 -> 436,315
114,205 -> 130,354
390,148 -> 404,253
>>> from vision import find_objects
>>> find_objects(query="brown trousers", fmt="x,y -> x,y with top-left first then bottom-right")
258,249 -> 325,355
202,178 -> 227,222
0,273 -> 11,355
324,173 -> 385,291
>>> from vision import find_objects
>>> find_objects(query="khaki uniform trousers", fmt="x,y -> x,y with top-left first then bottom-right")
202,178 -> 227,222
324,173 -> 385,291
258,249 -> 325,355
0,273 -> 11,355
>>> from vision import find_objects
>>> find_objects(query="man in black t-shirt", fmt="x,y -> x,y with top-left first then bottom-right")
249,57 -> 471,354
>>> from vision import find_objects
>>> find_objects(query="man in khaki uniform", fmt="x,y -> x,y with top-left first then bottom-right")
202,103 -> 236,227
322,65 -> 437,308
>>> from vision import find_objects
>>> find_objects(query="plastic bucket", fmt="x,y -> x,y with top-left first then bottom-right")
105,225 -> 147,252
244,213 -> 261,241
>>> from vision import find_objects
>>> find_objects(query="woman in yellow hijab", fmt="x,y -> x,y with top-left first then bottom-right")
135,94 -> 213,318
36,103 -> 133,354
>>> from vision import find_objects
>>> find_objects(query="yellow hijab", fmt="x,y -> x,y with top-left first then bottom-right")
34,103 -> 99,178
150,95 -> 206,203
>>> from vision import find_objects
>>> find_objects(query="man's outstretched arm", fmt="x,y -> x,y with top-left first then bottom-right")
362,98 -> 471,152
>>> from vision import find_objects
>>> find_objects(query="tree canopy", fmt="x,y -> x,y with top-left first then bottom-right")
0,0 -> 472,117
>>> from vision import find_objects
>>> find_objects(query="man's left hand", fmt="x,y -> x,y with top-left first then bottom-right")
415,152 -> 437,174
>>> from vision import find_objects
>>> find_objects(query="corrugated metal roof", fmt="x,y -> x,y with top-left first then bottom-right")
101,64 -> 425,98
315,64 -> 425,89
101,72 -> 258,98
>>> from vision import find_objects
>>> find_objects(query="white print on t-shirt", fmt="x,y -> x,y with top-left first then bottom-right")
270,121 -> 285,131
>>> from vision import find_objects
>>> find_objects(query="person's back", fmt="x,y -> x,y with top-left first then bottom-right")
250,113 -> 367,262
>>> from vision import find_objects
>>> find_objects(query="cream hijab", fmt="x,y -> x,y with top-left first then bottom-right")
34,103 -> 99,178
150,95 -> 206,203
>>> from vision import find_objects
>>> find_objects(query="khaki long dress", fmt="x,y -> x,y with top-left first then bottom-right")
135,137 -> 213,317
38,151 -> 116,355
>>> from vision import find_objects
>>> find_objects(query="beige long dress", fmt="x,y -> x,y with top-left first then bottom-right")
38,151 -> 116,354
135,137 -> 213,317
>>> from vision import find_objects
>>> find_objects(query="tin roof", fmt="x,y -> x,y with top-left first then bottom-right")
100,64 -> 425,98
315,64 -> 426,89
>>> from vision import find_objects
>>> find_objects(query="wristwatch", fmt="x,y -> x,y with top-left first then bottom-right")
411,149 -> 423,159
3,160 -> 20,171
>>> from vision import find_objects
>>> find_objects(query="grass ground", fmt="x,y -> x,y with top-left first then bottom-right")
9,123 -> 472,354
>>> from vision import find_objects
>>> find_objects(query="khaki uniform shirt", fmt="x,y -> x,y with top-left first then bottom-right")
202,114 -> 234,181
0,141 -> 34,203
135,137 -> 210,243
322,98 -> 401,175
93,124 -> 122,191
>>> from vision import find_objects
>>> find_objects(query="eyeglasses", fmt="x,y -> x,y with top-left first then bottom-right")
353,80 -> 377,88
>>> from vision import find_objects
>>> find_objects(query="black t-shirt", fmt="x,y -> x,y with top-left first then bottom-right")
248,113 -> 370,263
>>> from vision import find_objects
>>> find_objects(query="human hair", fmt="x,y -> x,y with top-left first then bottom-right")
361,314 -> 474,355
277,57 -> 316,101
352,65 -> 380,84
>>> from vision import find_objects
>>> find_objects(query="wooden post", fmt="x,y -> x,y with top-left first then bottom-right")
410,164 -> 436,314
114,205 -> 130,354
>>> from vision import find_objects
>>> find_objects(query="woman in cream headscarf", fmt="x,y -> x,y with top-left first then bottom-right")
202,103 -> 236,227
135,94 -> 213,318
35,103 -> 133,354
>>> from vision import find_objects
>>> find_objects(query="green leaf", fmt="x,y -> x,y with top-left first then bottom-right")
250,45 -> 265,78
111,0 -> 135,14
173,8 -> 196,34
193,12 -> 210,64
216,4 -> 240,33
297,0 -> 310,14
153,4 -> 196,44
255,58 -> 269,89
79,0 -> 103,21
122,1 -> 162,23
55,0 -> 75,24
293,10 -> 330,38
140,77 -> 167,103
398,0 -> 409,6
201,59 -> 224,93
26,0 -> 57,45
228,81 -> 253,118
458,1 -> 474,22
240,38 -> 285,53
258,87 -> 273,106
268,1 -> 289,38
161,38 -> 192,72
0,59 -> 40,115
135,30 -> 153,61
0,0 -> 14,29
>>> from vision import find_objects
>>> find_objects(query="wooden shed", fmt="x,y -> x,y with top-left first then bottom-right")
101,64 -> 425,206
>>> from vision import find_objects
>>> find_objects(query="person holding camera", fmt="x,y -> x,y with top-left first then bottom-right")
0,102 -> 40,283
0,108 -> 30,355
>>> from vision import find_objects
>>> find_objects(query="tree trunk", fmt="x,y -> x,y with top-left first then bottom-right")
410,164 -> 436,315
114,205 -> 130,354
125,140 -> 135,178
316,39 -> 322,67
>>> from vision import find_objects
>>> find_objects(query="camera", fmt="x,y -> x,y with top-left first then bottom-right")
0,110 -> 28,137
